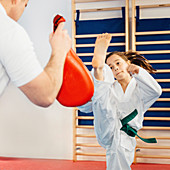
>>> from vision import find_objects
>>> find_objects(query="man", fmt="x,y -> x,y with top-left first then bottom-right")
0,0 -> 72,107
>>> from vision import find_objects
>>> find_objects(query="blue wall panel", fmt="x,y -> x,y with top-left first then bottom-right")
76,12 -> 170,127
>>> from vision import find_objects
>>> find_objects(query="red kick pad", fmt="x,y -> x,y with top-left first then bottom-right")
53,15 -> 94,107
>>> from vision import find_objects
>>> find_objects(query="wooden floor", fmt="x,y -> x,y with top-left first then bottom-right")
0,157 -> 170,170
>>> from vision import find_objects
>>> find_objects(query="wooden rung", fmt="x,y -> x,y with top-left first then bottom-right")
82,59 -> 170,65
76,44 -> 94,48
162,88 -> 170,92
136,31 -> 170,36
142,127 -> 170,130
75,33 -> 125,38
76,143 -> 101,147
136,136 -> 170,140
76,7 -> 122,13
136,154 -> 170,159
157,98 -> 170,102
76,115 -> 170,121
76,125 -> 94,129
136,41 -> 170,45
77,53 -> 94,57
76,135 -> 170,140
148,108 -> 170,111
139,4 -> 170,9
76,125 -> 170,130
77,52 -> 110,56
84,61 -> 170,66
75,0 -> 113,3
76,42 -> 125,47
156,79 -> 170,82
149,60 -> 170,63
77,115 -> 170,122
136,145 -> 170,149
156,69 -> 170,73
76,125 -> 170,131
76,116 -> 94,120
78,51 -> 170,56
84,62 -> 92,65
144,117 -> 170,121
76,152 -> 106,157
76,134 -> 96,138
139,50 -> 170,54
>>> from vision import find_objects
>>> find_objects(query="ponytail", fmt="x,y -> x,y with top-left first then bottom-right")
124,51 -> 156,74
105,51 -> 156,74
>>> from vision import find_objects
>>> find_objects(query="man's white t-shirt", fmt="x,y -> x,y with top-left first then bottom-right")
0,3 -> 43,96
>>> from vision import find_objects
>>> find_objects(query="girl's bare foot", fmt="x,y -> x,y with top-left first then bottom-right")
92,33 -> 111,68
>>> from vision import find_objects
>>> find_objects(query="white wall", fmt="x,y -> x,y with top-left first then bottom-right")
135,0 -> 170,19
0,0 -> 73,159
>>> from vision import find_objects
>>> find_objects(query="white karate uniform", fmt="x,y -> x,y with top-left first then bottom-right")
78,64 -> 162,170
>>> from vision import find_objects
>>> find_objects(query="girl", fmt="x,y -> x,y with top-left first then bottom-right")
78,33 -> 162,170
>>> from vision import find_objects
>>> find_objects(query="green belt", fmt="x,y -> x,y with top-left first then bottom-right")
120,109 -> 157,143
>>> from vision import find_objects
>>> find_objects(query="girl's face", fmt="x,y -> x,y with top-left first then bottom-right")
106,54 -> 130,81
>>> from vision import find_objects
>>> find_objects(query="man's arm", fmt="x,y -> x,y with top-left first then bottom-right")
19,23 -> 72,107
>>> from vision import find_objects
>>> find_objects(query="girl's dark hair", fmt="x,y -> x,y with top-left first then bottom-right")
105,51 -> 156,74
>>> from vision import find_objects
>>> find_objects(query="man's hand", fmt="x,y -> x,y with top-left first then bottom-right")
49,22 -> 71,63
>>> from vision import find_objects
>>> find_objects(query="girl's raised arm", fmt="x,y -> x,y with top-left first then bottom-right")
133,67 -> 162,112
